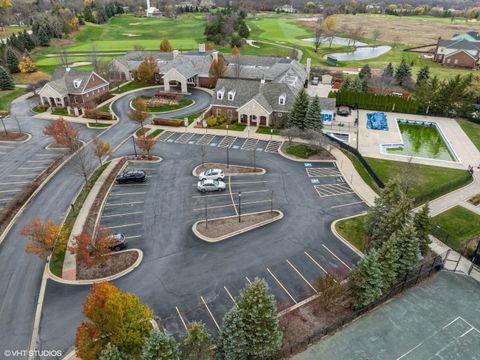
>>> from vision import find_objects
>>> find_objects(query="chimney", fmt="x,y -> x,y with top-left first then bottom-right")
212,51 -> 218,62
199,43 -> 206,53
306,58 -> 311,80
173,50 -> 179,59
260,78 -> 266,84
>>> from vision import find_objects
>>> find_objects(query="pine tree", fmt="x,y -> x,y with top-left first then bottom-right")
416,65 -> 430,86
6,48 -> 19,73
392,223 -> 420,280
38,26 -> 50,46
383,62 -> 394,77
304,95 -> 322,129
22,30 -> 35,51
0,66 -> 15,90
218,306 -> 247,360
98,343 -> 128,360
377,238 -> 399,290
341,76 -> 352,90
413,203 -> 431,256
237,278 -> 282,357
359,64 -> 372,79
142,330 -> 179,360
395,59 -> 412,86
349,249 -> 384,309
179,321 -> 215,360
288,88 -> 309,129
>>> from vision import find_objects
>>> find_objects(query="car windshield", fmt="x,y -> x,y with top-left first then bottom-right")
213,180 -> 218,185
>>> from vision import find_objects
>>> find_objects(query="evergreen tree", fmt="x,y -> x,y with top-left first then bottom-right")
377,238 -> 399,290
0,66 -> 15,90
237,278 -> 282,357
288,88 -> 309,129
351,77 -> 364,92
38,26 -> 50,46
98,343 -> 128,360
218,306 -> 247,360
304,95 -> 322,129
142,330 -> 179,360
392,223 -> 420,280
416,65 -> 430,85
22,30 -> 35,51
10,33 -> 25,52
238,20 -> 249,38
6,48 -> 19,73
383,62 -> 394,77
179,321 -> 215,360
349,249 -> 384,309
395,59 -> 412,86
359,64 -> 372,79
413,203 -> 431,256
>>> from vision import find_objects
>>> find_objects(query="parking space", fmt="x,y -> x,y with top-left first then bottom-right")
218,136 -> 236,148
231,137 -> 246,149
165,132 -> 182,143
175,132 -> 195,144
157,131 -> 176,142
241,138 -> 258,151
265,140 -> 282,153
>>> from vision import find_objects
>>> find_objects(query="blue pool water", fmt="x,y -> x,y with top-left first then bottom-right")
321,113 -> 333,123
367,112 -> 388,131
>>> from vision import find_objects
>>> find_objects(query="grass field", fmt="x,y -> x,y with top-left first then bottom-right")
457,119 -> 480,151
0,25 -> 29,39
0,88 -> 27,111
335,215 -> 367,251
432,206 -> 480,253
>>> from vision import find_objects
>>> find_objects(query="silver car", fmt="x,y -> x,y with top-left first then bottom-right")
197,179 -> 226,192
198,168 -> 225,181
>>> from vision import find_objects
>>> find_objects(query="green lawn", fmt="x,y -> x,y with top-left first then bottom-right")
342,150 -> 381,193
209,123 -> 246,131
113,81 -> 152,94
187,109 -> 207,124
286,144 -> 319,158
365,157 -> 472,203
432,206 -> 480,254
51,107 -> 69,116
148,129 -> 163,138
99,101 -> 113,112
0,88 -> 26,111
147,98 -> 193,112
49,162 -> 110,277
335,215 -> 367,251
88,122 -> 111,128
457,119 -> 480,151
256,126 -> 280,135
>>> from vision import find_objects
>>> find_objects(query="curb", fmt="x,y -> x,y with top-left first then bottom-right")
129,98 -> 197,114
192,210 -> 284,242
86,122 -> 113,129
192,163 -> 266,177
0,132 -> 32,144
127,156 -> 163,163
330,214 -> 367,258
277,142 -> 335,163
47,249 -> 144,285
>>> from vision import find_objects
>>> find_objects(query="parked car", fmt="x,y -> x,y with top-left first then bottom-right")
337,106 -> 351,116
197,179 -> 226,192
116,170 -> 146,184
198,168 -> 225,181
108,233 -> 127,251
311,77 -> 319,85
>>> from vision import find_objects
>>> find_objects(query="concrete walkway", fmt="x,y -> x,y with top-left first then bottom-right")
62,159 -> 122,280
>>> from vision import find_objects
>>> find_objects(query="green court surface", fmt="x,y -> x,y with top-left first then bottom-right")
293,271 -> 480,360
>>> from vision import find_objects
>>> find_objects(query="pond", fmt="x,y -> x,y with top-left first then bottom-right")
302,36 -> 367,47
384,121 -> 457,161
327,45 -> 391,61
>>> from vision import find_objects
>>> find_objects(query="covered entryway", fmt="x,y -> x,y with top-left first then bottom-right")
237,99 -> 271,126
163,68 -> 188,93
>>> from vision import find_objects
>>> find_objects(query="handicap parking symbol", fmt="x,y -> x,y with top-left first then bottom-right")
256,148 -> 263,152
304,163 -> 313,167
210,143 -> 217,147
232,145 -> 240,149
188,141 -> 195,144
167,139 -> 174,143
310,178 -> 320,184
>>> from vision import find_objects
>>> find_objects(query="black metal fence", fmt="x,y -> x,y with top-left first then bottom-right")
325,133 -> 385,189
270,254 -> 444,359
413,172 -> 473,205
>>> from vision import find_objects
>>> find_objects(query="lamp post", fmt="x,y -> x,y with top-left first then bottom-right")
132,136 -> 137,157
270,128 -> 273,142
238,192 -> 242,222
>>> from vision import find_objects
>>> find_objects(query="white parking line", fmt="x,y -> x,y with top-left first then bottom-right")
125,235 -> 142,240
0,189 -> 21,193
304,251 -> 330,276
114,183 -> 149,187
0,181 -> 30,185
224,286 -> 237,305
192,199 -> 270,211
322,244 -> 352,270
0,151 -> 6,155
228,176 -> 238,216
245,276 -> 252,284
286,259 -> 317,293
8,174 -> 37,177
105,201 -> 145,207
109,222 -> 142,229
230,180 -> 268,185
102,211 -> 144,218
266,268 -> 297,304
330,201 -> 364,209
18,167 -> 45,170
27,160 -> 50,163
192,189 -> 269,199
200,296 -> 220,331
175,306 -> 188,331
0,145 -> 15,148
34,154 -> 55,157
109,191 -> 146,197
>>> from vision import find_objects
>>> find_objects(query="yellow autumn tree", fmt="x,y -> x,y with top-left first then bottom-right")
70,16 -> 80,30
206,42 -> 215,51
231,45 -> 240,56
324,15 -> 336,32
18,55 -> 37,73
159,37 -> 173,52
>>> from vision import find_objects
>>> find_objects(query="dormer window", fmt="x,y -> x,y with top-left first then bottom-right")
228,90 -> 236,101
73,79 -> 82,89
217,87 -> 225,100
279,93 -> 286,105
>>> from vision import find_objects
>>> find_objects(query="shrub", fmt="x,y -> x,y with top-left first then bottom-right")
152,118 -> 184,127
206,116 -> 217,127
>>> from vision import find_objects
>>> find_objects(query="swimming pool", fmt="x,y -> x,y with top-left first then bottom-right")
382,120 -> 458,162
367,112 -> 389,131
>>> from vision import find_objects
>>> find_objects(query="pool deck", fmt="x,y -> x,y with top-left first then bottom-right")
354,111 -> 480,170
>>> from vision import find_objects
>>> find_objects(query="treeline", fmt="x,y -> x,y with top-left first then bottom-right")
82,2 -> 124,24
204,9 -> 250,47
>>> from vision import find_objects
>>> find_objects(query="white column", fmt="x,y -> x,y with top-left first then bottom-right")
181,80 -> 187,93
164,80 -> 170,92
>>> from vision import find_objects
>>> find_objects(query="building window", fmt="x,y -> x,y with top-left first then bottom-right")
447,59 -> 451,63
278,94 -> 286,105
278,112 -> 283,117
228,90 -> 236,101
454,59 -> 458,64
217,88 -> 225,100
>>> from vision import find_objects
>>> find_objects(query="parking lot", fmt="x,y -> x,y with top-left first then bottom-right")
0,142 -> 64,211
104,140 -> 369,338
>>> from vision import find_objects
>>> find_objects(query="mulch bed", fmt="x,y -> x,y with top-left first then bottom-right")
0,132 -> 28,141
125,155 -> 160,161
196,162 -> 264,175
196,211 -> 279,239
76,251 -> 138,280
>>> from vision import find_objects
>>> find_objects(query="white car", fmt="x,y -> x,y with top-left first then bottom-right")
197,179 -> 226,192
198,168 -> 225,181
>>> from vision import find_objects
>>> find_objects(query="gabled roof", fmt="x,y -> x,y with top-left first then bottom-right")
438,39 -> 480,51
48,68 -> 108,95
444,49 -> 479,60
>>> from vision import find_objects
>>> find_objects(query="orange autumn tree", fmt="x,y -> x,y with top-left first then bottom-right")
76,282 -> 153,360
231,45 -> 240,56
93,138 -> 112,166
208,56 -> 226,87
22,218 -> 64,260
206,42 -> 215,51
43,117 -> 80,150
136,56 -> 159,83
128,97 -> 150,130
68,228 -> 114,267
136,133 -> 157,157
18,55 -> 36,73
159,37 -> 173,52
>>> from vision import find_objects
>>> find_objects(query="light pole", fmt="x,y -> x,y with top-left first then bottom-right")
132,136 -> 137,157
226,123 -> 230,168
238,192 -> 242,222
270,128 -> 273,142
205,195 -> 208,229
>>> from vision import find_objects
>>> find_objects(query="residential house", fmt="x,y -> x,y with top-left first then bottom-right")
434,34 -> 480,69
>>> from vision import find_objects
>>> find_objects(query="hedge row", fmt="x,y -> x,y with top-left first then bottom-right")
152,118 -> 184,127
329,90 -> 420,114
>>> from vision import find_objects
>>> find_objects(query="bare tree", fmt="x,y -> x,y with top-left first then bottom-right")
70,147 -> 95,184
369,75 -> 395,95
313,25 -> 324,53
280,127 -> 303,145
372,28 -> 381,43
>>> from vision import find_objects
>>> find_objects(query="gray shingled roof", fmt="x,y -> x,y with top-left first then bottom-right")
438,39 -> 480,51
211,79 -> 261,108
49,68 -> 107,95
